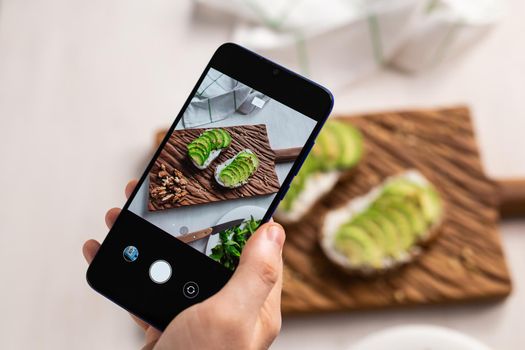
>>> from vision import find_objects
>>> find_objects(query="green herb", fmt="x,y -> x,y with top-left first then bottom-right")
209,217 -> 261,271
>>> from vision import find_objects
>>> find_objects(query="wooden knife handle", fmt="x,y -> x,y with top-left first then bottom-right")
274,147 -> 303,163
177,227 -> 213,243
495,178 -> 525,218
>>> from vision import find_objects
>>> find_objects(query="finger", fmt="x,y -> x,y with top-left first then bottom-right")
125,179 -> 139,198
104,180 -> 137,229
264,256 -> 283,316
144,326 -> 162,346
82,239 -> 101,264
259,256 -> 283,335
215,223 -> 285,314
254,252 -> 283,347
128,314 -> 151,331
105,208 -> 121,229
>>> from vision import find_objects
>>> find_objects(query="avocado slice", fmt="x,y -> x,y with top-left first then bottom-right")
220,164 -> 241,186
325,121 -> 347,168
365,208 -> 403,258
211,129 -> 224,147
217,150 -> 258,188
221,167 -> 240,182
188,142 -> 208,156
191,137 -> 212,154
352,214 -> 392,259
188,145 -> 210,165
337,122 -> 363,168
218,129 -> 232,148
381,207 -> 414,251
420,187 -> 443,224
190,128 -> 232,153
382,178 -> 422,198
187,145 -> 209,166
308,142 -> 325,165
247,153 -> 259,169
219,172 -> 236,187
373,195 -> 427,238
220,157 -> 254,187
334,226 -> 381,267
237,152 -> 259,170
188,149 -> 206,166
382,179 -> 442,224
307,126 -> 329,165
202,130 -> 218,148
199,132 -> 215,149
228,162 -> 247,181
245,156 -> 258,174
395,201 -> 427,238
315,124 -> 339,170
236,159 -> 253,178
187,128 -> 234,169
308,120 -> 363,171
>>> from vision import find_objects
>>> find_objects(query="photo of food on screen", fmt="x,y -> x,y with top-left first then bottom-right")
128,68 -> 316,271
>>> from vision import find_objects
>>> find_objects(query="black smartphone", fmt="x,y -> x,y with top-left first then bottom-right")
87,43 -> 333,330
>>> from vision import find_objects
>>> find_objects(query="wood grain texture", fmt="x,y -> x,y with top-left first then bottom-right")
148,124 -> 280,211
281,106 -> 512,315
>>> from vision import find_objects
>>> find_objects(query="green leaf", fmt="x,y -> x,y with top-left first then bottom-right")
208,217 -> 263,271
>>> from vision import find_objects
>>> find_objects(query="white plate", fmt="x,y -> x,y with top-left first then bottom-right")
351,325 -> 491,350
205,205 -> 267,257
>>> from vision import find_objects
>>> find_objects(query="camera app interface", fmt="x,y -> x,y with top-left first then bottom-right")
129,68 -> 316,271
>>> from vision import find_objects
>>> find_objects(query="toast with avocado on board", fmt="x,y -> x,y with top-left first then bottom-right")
320,170 -> 444,275
215,149 -> 259,188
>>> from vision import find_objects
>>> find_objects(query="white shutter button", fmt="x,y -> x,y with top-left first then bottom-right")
149,260 -> 172,284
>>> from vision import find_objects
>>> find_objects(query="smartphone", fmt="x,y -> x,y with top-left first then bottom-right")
87,43 -> 333,330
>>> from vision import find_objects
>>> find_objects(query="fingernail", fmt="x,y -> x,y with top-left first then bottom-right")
266,224 -> 285,247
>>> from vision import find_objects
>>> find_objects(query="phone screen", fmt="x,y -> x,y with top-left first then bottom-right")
126,67 -> 317,272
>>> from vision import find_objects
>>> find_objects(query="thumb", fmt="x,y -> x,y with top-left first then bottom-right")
214,222 -> 285,313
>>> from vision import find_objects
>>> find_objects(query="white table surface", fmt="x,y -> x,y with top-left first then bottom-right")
0,0 -> 523,349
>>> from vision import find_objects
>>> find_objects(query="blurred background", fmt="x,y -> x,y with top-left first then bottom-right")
0,0 -> 524,349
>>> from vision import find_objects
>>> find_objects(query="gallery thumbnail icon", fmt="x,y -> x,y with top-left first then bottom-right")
123,246 -> 139,262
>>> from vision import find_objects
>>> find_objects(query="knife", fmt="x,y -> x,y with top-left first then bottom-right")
177,218 -> 245,244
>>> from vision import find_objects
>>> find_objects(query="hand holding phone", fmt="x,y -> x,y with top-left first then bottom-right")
83,179 -> 285,349
86,43 -> 333,331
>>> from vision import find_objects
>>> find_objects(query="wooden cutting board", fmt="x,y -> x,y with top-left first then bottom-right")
149,124 -> 281,211
281,106 -> 519,314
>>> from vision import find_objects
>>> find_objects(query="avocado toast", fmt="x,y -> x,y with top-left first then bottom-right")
187,128 -> 232,169
215,149 -> 259,188
320,170 -> 444,274
277,120 -> 363,223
